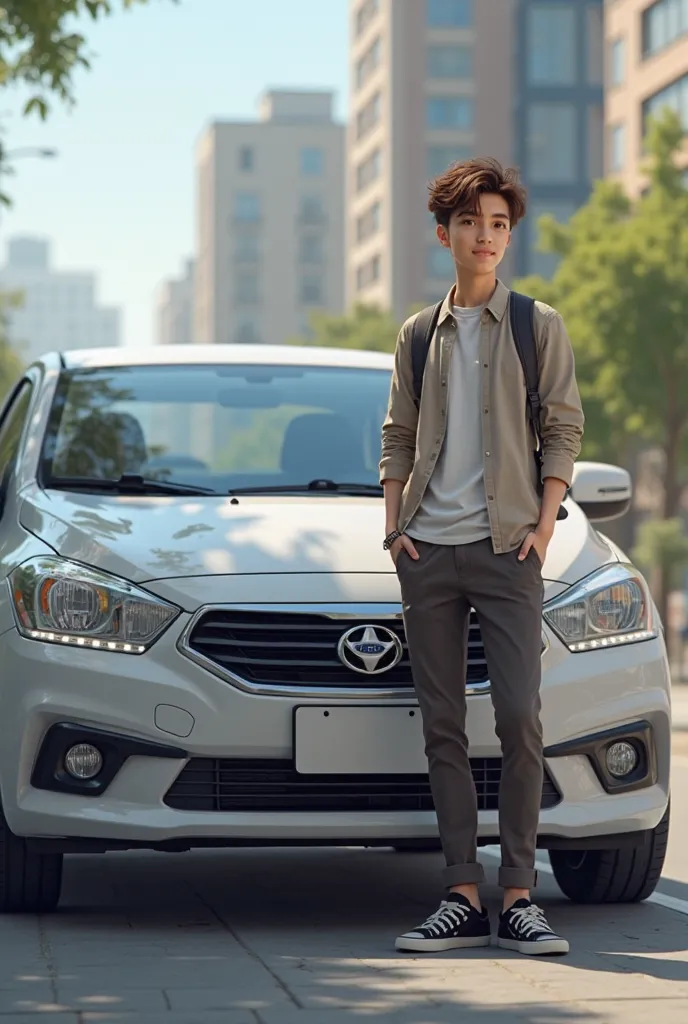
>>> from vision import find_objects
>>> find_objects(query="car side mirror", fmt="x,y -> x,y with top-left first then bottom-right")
570,461 -> 632,522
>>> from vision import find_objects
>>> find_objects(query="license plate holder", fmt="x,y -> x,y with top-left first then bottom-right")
293,705 -> 427,775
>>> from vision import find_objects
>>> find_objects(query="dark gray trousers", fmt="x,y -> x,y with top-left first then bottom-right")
396,537 -> 544,889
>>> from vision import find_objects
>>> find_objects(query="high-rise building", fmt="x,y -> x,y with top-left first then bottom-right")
347,0 -> 603,320
195,90 -> 345,346
156,258 -> 195,345
0,237 -> 121,362
604,0 -> 688,196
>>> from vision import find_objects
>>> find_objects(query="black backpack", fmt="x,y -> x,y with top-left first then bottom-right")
410,290 -> 567,520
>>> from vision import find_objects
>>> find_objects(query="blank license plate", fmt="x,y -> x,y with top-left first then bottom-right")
294,705 -> 428,775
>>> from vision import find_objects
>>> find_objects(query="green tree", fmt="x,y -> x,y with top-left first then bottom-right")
514,109 -> 688,517
632,517 -> 688,662
289,304 -> 400,353
0,0 -> 170,120
0,291 -> 24,400
514,108 -> 688,628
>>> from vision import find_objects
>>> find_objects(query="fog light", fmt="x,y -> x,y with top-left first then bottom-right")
605,741 -> 638,779
64,743 -> 103,780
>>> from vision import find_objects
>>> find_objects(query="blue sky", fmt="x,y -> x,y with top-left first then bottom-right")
1,0 -> 349,347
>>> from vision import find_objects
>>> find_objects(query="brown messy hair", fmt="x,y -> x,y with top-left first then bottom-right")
428,157 -> 527,228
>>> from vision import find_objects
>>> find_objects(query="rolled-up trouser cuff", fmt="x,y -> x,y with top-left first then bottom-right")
498,867 -> 538,889
442,862 -> 486,888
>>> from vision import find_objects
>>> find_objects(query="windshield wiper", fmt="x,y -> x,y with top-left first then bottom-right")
46,474 -> 219,496
227,479 -> 383,496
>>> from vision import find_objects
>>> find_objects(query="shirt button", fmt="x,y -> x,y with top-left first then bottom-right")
483,408 -> 488,414
485,452 -> 490,457
483,363 -> 488,369
488,495 -> 494,500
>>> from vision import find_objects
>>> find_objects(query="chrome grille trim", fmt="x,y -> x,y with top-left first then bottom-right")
177,603 -> 492,699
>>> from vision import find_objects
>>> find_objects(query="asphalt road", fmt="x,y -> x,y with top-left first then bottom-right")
1,717 -> 687,1023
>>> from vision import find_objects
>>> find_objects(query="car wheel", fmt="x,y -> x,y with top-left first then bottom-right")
549,804 -> 669,904
392,840 -> 442,853
0,806 -> 63,913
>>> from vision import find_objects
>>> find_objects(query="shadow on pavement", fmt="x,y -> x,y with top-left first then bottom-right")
0,845 -> 680,1021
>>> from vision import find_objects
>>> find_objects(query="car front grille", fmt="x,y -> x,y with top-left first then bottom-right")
185,609 -> 489,689
164,758 -> 561,813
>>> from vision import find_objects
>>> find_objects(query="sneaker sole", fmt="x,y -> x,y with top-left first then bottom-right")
395,934 -> 491,953
497,936 -> 569,956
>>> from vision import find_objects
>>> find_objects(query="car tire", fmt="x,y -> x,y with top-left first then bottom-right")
392,840 -> 442,853
0,806 -> 63,913
549,804 -> 670,904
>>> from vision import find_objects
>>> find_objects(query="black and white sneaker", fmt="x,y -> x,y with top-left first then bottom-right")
395,893 -> 491,952
498,899 -> 569,956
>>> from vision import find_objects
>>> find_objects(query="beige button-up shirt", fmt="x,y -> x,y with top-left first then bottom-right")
379,280 -> 585,554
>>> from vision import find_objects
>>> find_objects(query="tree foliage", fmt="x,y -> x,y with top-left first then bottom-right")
290,304 -> 400,354
0,0 -> 169,121
0,291 -> 24,401
513,109 -> 688,519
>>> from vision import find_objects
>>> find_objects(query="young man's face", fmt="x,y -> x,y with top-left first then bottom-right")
436,192 -> 511,277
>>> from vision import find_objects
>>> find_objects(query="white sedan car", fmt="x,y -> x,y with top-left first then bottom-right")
0,345 -> 671,912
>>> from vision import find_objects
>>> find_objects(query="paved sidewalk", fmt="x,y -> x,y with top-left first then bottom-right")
0,834 -> 686,1024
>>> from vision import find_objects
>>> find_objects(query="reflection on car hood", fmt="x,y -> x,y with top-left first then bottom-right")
20,486 -> 617,592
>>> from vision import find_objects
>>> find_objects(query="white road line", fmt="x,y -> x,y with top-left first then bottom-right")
481,846 -> 688,917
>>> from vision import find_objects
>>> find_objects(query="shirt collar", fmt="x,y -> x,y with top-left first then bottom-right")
437,278 -> 510,326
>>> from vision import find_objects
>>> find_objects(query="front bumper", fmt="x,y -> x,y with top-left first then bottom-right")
0,617 -> 671,850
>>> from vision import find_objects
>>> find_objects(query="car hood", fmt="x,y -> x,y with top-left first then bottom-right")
20,487 -> 617,607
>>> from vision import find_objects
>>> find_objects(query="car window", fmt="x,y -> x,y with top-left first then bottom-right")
41,364 -> 391,493
0,382 -> 34,497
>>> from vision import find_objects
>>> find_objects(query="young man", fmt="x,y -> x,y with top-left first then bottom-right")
380,158 -> 584,956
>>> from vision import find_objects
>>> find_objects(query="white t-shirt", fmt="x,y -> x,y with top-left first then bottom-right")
407,304 -> 491,546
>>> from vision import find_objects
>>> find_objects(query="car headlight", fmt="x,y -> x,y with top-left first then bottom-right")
9,557 -> 179,654
543,563 -> 656,653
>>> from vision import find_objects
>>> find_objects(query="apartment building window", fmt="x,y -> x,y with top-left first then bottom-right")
299,234 -> 323,264
234,192 -> 261,222
528,201 -> 575,279
299,194 -> 326,225
300,274 -> 324,305
301,147 -> 324,176
528,4 -> 576,85
427,0 -> 472,28
426,44 -> 473,79
609,123 -> 626,172
643,73 -> 688,133
527,103 -> 577,183
426,245 -> 455,279
356,147 -> 381,192
587,4 -> 603,85
238,146 -> 254,172
356,91 -> 381,140
427,145 -> 473,178
643,0 -> 688,58
235,270 -> 260,306
356,35 -> 381,90
426,96 -> 473,130
355,0 -> 379,37
356,200 -> 381,243
234,315 -> 261,344
589,105 -> 604,179
609,37 -> 626,86
356,254 -> 381,291
234,232 -> 260,262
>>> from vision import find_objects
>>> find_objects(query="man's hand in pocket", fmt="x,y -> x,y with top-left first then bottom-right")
390,534 -> 419,566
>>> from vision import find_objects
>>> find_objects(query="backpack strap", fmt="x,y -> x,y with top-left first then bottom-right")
508,290 -> 541,449
509,290 -> 568,520
411,301 -> 443,408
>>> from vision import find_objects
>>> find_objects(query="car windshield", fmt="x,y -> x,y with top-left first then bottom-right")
40,363 -> 391,496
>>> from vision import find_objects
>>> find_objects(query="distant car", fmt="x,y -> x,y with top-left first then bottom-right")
0,345 -> 671,912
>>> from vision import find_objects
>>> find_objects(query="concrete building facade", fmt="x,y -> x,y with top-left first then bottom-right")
605,0 -> 688,195
0,237 -> 120,362
194,90 -> 345,347
347,0 -> 603,321
156,258 -> 195,346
